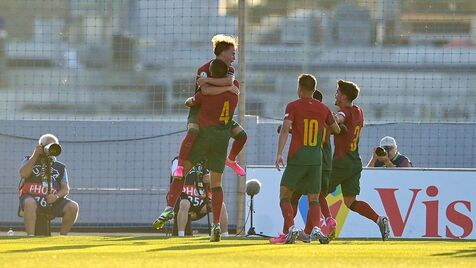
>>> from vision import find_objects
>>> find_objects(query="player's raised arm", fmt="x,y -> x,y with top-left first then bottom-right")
201,84 -> 239,96
197,76 -> 233,88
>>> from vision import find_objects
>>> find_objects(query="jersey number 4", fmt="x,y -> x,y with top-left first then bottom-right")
219,101 -> 230,124
303,119 -> 319,146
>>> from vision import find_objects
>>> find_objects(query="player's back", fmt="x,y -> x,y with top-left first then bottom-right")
195,91 -> 238,128
333,105 -> 364,167
286,98 -> 333,166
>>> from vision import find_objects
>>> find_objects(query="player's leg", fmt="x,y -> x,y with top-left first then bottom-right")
209,171 -> 224,242
342,169 -> 390,241
320,169 -> 337,238
174,121 -> 200,177
270,165 -> 301,244
225,121 -> 247,176
21,196 -> 37,235
177,199 -> 191,237
56,198 -> 79,235
153,160 -> 194,229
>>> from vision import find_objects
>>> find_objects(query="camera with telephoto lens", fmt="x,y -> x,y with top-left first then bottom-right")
43,143 -> 62,157
375,146 -> 387,157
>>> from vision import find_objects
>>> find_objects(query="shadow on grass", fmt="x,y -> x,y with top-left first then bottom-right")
432,248 -> 476,258
4,244 -> 111,253
148,243 -> 262,252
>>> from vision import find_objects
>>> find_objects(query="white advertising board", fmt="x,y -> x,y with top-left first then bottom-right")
245,167 -> 476,239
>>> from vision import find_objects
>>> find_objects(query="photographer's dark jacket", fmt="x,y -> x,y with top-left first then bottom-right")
19,156 -> 68,199
375,153 -> 412,168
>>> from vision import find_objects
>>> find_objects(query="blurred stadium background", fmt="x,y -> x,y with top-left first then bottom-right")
0,0 -> 475,233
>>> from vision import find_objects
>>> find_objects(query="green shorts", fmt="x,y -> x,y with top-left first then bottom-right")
321,170 -> 331,195
188,126 -> 231,173
187,107 -> 199,124
281,164 -> 322,194
328,166 -> 362,197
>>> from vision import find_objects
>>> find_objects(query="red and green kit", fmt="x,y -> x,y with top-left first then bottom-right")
281,97 -> 335,194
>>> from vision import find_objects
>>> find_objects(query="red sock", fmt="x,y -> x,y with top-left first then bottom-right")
211,187 -> 224,225
280,200 -> 294,234
166,179 -> 184,207
350,200 -> 379,223
309,201 -> 321,228
228,132 -> 247,161
319,194 -> 331,219
177,130 -> 198,166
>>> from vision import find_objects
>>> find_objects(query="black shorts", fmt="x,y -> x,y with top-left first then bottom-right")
20,195 -> 75,218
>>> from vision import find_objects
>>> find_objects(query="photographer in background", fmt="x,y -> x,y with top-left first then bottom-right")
18,134 -> 79,235
170,157 -> 229,237
367,136 -> 412,168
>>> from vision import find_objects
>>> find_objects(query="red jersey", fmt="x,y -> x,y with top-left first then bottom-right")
333,105 -> 364,161
284,97 -> 335,165
193,80 -> 239,127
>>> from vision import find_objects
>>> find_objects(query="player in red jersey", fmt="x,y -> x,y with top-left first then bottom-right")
153,59 -> 239,242
327,80 -> 390,241
271,74 -> 340,244
174,34 -> 247,178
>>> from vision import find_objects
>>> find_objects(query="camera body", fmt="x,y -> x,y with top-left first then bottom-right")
43,143 -> 62,157
375,146 -> 387,157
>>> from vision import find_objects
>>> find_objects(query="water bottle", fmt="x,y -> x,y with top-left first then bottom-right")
7,228 -> 14,236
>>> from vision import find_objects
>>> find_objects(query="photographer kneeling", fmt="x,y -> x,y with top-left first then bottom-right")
18,133 -> 79,235
367,136 -> 412,168
170,157 -> 228,237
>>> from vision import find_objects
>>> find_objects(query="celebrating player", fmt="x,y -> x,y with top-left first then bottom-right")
173,34 -> 247,178
327,80 -> 390,241
153,59 -> 239,242
287,90 -> 338,243
272,74 -> 340,244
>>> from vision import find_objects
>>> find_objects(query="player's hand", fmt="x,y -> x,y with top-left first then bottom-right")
197,77 -> 208,87
338,123 -> 348,135
275,154 -> 284,171
228,85 -> 240,95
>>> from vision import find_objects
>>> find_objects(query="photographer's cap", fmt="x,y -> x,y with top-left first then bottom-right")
380,136 -> 397,147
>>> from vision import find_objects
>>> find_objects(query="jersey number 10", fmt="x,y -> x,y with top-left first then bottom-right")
303,119 -> 319,146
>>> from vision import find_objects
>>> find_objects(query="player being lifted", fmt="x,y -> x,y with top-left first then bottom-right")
173,34 -> 247,178
327,80 -> 390,241
153,59 -> 239,242
272,74 -> 340,244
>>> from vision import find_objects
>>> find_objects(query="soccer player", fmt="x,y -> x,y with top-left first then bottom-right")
327,80 -> 390,241
272,74 -> 340,244
153,59 -> 238,242
173,34 -> 247,178
287,90 -> 338,243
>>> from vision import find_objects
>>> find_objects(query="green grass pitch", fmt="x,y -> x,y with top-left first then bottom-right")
0,236 -> 475,267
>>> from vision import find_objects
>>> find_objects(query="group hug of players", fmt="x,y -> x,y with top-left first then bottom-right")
152,34 -> 390,243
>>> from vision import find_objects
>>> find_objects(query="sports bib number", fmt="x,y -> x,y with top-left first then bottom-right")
350,126 -> 361,151
34,196 -> 48,207
219,101 -> 230,124
303,119 -> 319,146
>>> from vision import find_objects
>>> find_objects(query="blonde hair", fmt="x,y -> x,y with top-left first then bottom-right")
211,34 -> 238,56
38,133 -> 59,145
